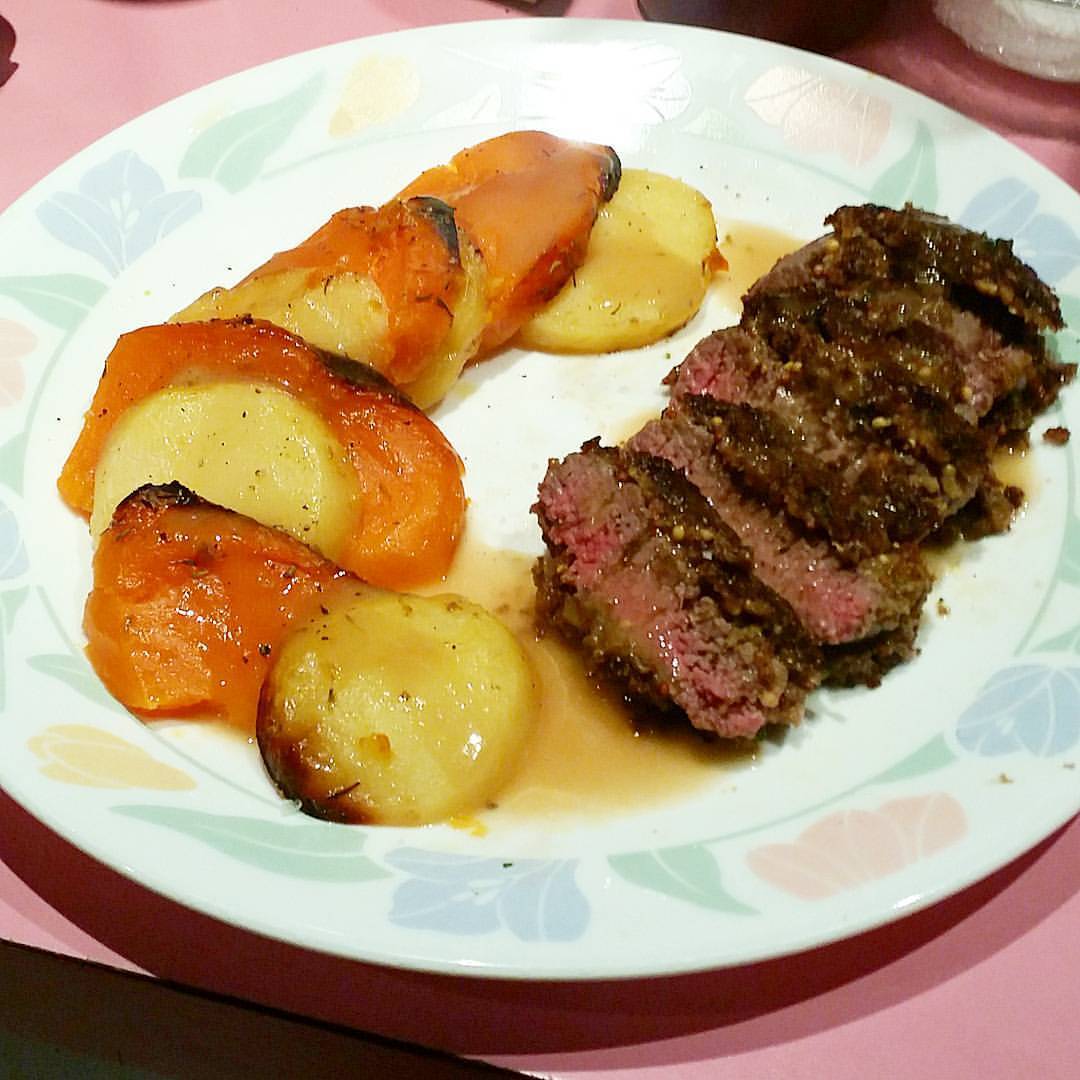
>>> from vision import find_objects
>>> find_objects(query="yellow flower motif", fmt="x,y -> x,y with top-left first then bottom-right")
28,725 -> 196,791
329,55 -> 420,138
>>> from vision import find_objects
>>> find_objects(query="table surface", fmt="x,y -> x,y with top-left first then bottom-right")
1,1 -> 1078,1076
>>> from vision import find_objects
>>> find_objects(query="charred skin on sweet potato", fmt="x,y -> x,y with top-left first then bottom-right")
397,129 -> 622,354
173,198 -> 487,409
173,132 -> 622,405
84,484 -> 349,729
58,318 -> 465,589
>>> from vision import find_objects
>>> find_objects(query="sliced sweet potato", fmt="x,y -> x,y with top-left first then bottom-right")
84,484 -> 349,728
59,318 -> 464,588
397,130 -> 621,353
173,198 -> 487,408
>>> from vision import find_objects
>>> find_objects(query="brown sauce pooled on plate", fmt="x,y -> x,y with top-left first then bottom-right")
713,221 -> 803,309
421,533 -> 752,821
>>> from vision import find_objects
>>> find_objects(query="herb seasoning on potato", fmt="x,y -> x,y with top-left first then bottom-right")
257,588 -> 535,826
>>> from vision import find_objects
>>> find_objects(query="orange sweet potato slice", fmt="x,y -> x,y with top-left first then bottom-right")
174,197 -> 482,405
58,318 -> 465,589
84,484 -> 351,729
397,130 -> 621,353
238,198 -> 464,386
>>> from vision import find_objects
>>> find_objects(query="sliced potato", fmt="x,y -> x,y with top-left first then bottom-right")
395,239 -> 487,408
90,381 -> 357,556
172,200 -> 488,410
516,168 -> 719,353
258,588 -> 535,826
176,270 -> 389,371
174,243 -> 488,411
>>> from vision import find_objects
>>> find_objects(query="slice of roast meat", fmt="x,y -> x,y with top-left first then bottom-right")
669,206 -> 1074,552
746,203 -> 1062,332
533,441 -> 821,738
745,203 -> 1072,444
627,413 -> 931,684
667,328 -> 977,556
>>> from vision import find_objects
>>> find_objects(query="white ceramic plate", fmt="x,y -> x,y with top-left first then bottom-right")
0,19 -> 1077,980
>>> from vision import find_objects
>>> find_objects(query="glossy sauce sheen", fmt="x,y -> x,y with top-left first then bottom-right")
713,221 -> 804,308
422,535 -> 753,821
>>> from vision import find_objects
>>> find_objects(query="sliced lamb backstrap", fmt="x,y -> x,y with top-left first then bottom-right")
627,412 -> 932,685
533,441 -> 821,738
533,202 -> 1074,738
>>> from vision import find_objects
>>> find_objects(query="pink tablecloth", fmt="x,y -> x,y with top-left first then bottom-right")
1,1 -> 1077,1076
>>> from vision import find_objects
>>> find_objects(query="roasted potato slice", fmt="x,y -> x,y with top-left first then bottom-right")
516,169 -> 721,353
258,587 -> 535,826
59,318 -> 465,589
90,381 -> 357,552
174,199 -> 488,409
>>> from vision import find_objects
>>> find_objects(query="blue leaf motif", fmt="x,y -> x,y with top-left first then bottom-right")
390,875 -> 499,935
958,179 -> 1080,285
385,848 -> 589,942
126,190 -> 203,263
1018,214 -> 1080,285
956,664 -> 1080,757
960,178 -> 1038,239
36,151 -> 201,276
499,859 -> 589,942
0,497 -> 27,579
37,192 -> 124,276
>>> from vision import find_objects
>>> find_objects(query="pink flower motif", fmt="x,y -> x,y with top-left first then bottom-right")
744,66 -> 891,167
747,793 -> 967,899
0,319 -> 34,407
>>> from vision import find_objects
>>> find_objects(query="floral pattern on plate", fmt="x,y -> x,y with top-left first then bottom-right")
29,725 -> 196,790
746,794 -> 967,900
37,151 -> 201,276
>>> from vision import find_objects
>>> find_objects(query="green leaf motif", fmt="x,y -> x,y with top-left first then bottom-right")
869,120 -> 937,209
0,433 -> 27,492
1032,622 -> 1080,656
27,652 -> 122,711
112,805 -> 391,883
1057,513 -> 1080,587
179,75 -> 324,193
0,587 -> 26,709
869,733 -> 956,785
1054,294 -> 1080,356
609,843 -> 756,915
0,587 -> 28,632
0,273 -> 107,331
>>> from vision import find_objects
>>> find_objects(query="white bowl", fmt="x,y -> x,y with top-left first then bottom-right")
934,0 -> 1080,81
